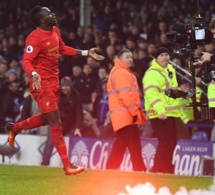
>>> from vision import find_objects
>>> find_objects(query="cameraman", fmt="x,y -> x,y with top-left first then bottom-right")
201,18 -> 215,141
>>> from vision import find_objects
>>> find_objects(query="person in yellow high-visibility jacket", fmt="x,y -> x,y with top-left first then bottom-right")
142,47 -> 182,174
208,80 -> 215,141
196,18 -> 215,141
178,80 -> 202,138
179,80 -> 202,124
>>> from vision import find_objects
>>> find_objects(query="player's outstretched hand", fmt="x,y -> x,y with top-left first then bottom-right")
88,48 -> 105,61
32,74 -> 41,90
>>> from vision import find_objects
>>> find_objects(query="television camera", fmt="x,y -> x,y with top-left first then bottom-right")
166,15 -> 212,56
165,11 -> 215,120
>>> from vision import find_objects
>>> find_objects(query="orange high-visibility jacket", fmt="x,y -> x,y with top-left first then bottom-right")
107,58 -> 146,131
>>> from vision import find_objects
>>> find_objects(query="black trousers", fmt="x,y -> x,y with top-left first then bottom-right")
41,129 -> 53,166
106,124 -> 146,171
150,117 -> 178,173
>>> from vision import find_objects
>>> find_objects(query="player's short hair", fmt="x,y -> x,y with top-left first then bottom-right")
30,6 -> 42,27
209,18 -> 215,29
117,49 -> 131,58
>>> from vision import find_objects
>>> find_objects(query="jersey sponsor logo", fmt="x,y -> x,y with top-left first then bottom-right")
26,45 -> 33,53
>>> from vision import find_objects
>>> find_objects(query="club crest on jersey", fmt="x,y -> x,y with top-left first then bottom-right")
26,45 -> 33,53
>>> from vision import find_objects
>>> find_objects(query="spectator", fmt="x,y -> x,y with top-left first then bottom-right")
171,55 -> 187,84
125,37 -> 138,54
77,32 -> 95,50
103,44 -> 116,69
137,38 -> 148,50
95,66 -> 109,94
147,41 -> 157,59
67,31 -> 79,47
8,57 -> 22,79
130,26 -> 141,41
86,56 -> 100,80
0,80 -> 23,128
92,80 -> 113,135
133,48 -> 151,87
19,73 -> 30,94
158,33 -> 169,48
106,29 -> 120,46
1,69 -> 19,96
121,24 -> 132,43
81,109 -> 101,137
76,26 -> 85,44
158,21 -> 168,36
74,64 -> 98,112
92,78 -> 109,130
71,65 -> 83,82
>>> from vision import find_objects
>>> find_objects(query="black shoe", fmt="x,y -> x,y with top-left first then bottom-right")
64,163 -> 84,175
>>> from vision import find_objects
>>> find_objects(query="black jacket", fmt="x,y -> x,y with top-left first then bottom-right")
59,88 -> 83,135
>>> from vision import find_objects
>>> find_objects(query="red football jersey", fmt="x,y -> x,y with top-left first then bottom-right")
22,26 -> 77,80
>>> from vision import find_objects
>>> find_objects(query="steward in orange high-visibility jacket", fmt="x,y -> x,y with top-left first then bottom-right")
107,54 -> 146,132
106,49 -> 146,172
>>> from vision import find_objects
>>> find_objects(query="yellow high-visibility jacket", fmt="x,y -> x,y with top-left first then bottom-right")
179,87 -> 202,124
142,59 -> 181,119
107,58 -> 146,131
208,80 -> 215,107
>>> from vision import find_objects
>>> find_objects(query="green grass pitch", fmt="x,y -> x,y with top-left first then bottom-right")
0,164 -> 213,195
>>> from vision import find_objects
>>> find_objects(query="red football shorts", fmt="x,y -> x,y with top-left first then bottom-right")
31,84 -> 60,114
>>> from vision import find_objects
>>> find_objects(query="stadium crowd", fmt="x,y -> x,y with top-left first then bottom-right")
0,0 -> 215,139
